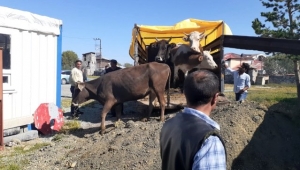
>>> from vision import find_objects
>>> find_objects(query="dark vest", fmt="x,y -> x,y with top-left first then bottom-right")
160,112 -> 226,170
105,67 -> 121,74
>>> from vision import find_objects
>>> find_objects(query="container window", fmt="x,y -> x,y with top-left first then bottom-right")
0,34 -> 11,69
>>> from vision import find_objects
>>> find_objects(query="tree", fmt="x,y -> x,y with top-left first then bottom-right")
62,50 -> 79,70
124,63 -> 133,68
264,54 -> 294,75
252,0 -> 300,103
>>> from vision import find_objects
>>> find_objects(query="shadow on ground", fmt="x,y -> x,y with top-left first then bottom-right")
231,98 -> 300,170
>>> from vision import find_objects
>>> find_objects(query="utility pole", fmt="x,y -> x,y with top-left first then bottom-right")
93,38 -> 102,70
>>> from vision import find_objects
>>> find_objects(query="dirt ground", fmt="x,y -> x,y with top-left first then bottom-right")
1,90 -> 300,170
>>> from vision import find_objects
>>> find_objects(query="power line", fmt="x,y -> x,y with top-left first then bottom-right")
62,36 -> 92,39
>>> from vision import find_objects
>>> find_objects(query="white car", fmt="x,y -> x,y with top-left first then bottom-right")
61,70 -> 71,85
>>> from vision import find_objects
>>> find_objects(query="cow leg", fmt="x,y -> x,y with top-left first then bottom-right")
114,103 -> 123,121
154,90 -> 166,122
173,65 -> 179,87
101,101 -> 115,135
148,91 -> 156,120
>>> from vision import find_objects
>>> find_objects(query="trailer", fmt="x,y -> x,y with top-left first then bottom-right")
129,18 -> 233,92
129,18 -> 300,93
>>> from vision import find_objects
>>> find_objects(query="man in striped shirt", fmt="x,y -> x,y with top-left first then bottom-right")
160,70 -> 226,170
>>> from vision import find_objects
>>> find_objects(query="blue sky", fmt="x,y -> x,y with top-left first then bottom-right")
1,0 -> 268,65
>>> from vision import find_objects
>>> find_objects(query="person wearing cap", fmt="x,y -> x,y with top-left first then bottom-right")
104,59 -> 124,117
223,62 -> 251,103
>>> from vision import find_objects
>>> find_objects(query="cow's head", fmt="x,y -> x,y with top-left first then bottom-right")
182,31 -> 206,52
197,50 -> 218,70
155,38 -> 172,62
71,82 -> 90,107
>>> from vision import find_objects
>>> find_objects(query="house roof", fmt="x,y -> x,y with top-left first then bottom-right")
82,52 -> 95,55
224,53 -> 264,61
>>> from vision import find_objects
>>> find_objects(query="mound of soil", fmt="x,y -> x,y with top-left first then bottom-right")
1,94 -> 300,170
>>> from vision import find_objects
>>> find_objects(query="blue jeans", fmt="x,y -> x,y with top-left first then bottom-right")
235,92 -> 248,101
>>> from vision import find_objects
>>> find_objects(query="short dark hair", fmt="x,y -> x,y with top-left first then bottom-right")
75,60 -> 82,64
183,70 -> 220,106
110,59 -> 117,64
242,63 -> 250,70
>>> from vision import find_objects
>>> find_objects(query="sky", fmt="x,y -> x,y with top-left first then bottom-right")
1,0 -> 268,65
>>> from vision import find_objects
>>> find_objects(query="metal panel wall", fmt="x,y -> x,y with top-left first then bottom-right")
0,26 -> 58,129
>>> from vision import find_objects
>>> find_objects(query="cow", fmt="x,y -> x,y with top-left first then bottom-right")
182,31 -> 206,53
71,62 -> 171,135
168,44 -> 218,89
147,38 -> 176,63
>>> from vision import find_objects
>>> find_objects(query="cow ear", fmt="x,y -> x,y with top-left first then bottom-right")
77,82 -> 85,91
198,55 -> 204,61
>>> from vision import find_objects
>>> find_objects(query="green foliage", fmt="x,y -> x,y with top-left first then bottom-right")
62,50 -> 79,70
124,63 -> 133,68
252,0 -> 300,61
264,54 -> 294,75
253,0 -> 300,101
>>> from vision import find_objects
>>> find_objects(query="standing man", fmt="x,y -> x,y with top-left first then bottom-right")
160,70 -> 226,170
105,59 -> 122,74
69,60 -> 84,117
224,62 -> 251,103
104,59 -> 123,117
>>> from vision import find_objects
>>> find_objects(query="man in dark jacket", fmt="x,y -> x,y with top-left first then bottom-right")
104,59 -> 124,117
160,70 -> 226,170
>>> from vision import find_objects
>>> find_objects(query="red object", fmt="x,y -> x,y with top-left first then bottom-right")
34,103 -> 64,135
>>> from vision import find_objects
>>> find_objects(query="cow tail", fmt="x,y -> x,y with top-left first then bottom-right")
167,68 -> 171,107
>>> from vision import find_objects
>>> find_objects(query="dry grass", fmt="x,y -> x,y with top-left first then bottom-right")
59,120 -> 81,134
61,98 -> 96,109
87,75 -> 99,79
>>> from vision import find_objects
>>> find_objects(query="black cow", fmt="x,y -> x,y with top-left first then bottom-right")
147,38 -> 176,63
71,62 -> 171,135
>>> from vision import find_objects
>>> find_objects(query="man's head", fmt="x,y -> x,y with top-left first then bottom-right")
75,60 -> 82,70
110,59 -> 117,68
239,63 -> 250,74
183,70 -> 219,108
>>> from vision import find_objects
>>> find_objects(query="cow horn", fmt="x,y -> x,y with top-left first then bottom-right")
155,37 -> 159,42
183,32 -> 189,36
168,37 -> 172,42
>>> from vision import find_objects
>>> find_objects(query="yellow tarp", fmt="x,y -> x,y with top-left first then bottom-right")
129,18 -> 233,61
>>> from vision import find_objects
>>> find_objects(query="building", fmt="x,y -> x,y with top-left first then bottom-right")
82,52 -> 123,75
0,6 -> 63,131
96,55 -> 112,70
82,52 -> 97,76
223,53 -> 267,84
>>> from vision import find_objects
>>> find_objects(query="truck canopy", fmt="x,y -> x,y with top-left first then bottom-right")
129,18 -> 233,63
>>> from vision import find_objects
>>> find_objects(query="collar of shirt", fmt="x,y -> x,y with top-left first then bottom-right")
182,107 -> 220,130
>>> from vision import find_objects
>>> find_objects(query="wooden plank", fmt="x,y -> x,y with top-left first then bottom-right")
223,35 -> 300,55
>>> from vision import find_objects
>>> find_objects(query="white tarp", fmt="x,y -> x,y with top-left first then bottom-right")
0,6 -> 62,35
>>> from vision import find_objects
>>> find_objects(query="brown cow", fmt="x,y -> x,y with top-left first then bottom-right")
71,62 -> 171,135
